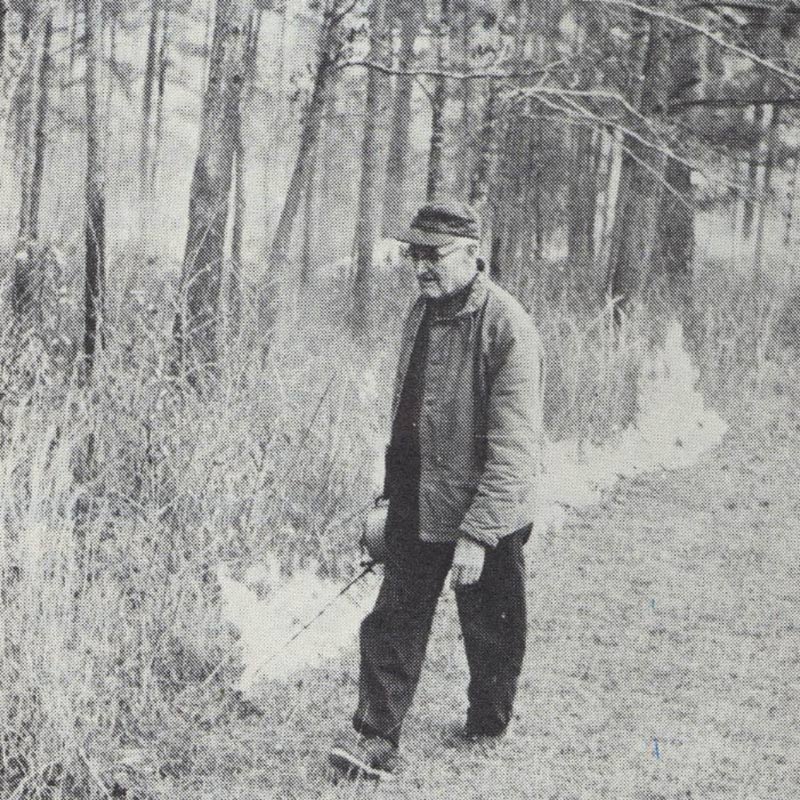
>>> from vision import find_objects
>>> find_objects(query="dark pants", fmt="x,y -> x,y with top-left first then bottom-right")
353,511 -> 531,746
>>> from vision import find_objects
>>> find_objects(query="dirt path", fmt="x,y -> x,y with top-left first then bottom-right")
190,369 -> 800,799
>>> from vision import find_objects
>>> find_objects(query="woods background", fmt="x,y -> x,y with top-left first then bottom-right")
1,1 -> 799,798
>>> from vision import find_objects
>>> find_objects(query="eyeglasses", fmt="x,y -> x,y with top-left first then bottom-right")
401,243 -> 463,264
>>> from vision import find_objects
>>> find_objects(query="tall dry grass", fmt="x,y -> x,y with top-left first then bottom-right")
0,256 -> 791,797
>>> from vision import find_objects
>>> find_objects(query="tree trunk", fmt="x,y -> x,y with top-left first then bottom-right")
20,4 -> 32,42
594,128 -> 619,285
468,76 -> 499,214
105,12 -> 117,144
351,0 -> 389,334
490,111 -> 539,295
13,9 -> 53,332
454,0 -> 475,197
426,0 -> 449,201
653,13 -> 706,311
0,1 -> 7,73
753,104 -> 780,282
607,2 -> 674,316
175,0 -> 253,385
228,9 -> 260,333
202,0 -> 214,95
381,0 -> 422,235
84,0 -> 106,370
741,101 -> 763,241
28,8 -> 53,240
566,125 -> 596,268
69,0 -> 79,79
147,0 -> 172,199
268,7 -> 342,270
656,157 -> 693,305
140,0 -> 161,192
300,142 -> 318,285
228,109 -> 245,338
16,18 -> 38,244
566,4 -> 599,280
783,149 -> 800,273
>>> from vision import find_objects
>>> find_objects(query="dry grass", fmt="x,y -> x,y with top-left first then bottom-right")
0,256 -> 791,798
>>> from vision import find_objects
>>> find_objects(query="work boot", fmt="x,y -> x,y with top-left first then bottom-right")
462,720 -> 508,743
443,720 -> 508,749
328,729 -> 398,781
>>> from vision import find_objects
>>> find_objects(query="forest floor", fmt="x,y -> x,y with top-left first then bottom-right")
174,362 -> 800,800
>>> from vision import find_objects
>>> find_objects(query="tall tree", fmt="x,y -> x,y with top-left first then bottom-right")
382,0 -> 423,234
84,0 -> 106,370
175,0 -> 254,384
426,0 -> 449,200
653,9 -> 708,310
351,0 -> 389,334
147,0 -> 172,197
469,76 -> 499,213
0,0 -> 7,73
607,1 -> 675,316
139,0 -> 161,193
14,7 -> 54,332
454,0 -> 476,196
301,72 -> 335,285
566,4 -> 603,279
228,8 -> 261,337
751,8 -> 789,279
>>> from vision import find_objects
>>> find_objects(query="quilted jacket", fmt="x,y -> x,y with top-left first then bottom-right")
385,272 -> 544,548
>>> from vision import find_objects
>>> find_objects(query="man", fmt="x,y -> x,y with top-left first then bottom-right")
329,199 -> 544,781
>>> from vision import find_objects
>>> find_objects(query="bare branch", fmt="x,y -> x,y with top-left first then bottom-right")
534,90 -> 748,196
668,95 -> 800,112
338,59 -> 566,82
582,0 -> 800,86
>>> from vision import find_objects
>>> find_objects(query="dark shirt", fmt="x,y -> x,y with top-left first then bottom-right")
384,277 -> 478,529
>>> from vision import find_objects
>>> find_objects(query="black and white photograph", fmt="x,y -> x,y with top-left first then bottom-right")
0,0 -> 798,797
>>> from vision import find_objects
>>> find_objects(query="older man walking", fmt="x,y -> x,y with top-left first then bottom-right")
329,200 -> 544,780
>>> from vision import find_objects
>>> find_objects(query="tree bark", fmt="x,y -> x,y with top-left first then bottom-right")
566,4 -> 600,278
140,0 -> 161,193
228,9 -> 260,334
84,0 -> 106,370
0,1 -> 7,73
654,13 -> 706,311
607,1 -> 674,316
175,0 -> 253,385
753,103 -> 780,282
469,76 -> 499,213
147,0 -> 172,198
454,0 -> 475,197
566,125 -> 597,270
382,0 -> 422,235
16,16 -> 39,244
426,0 -> 449,201
69,0 -> 79,78
28,8 -> 53,240
783,149 -> 800,271
105,10 -> 117,144
741,100 -> 763,240
13,8 -> 53,332
351,0 -> 389,334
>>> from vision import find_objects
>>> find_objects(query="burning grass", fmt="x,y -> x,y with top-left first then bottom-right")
0,257 -> 790,797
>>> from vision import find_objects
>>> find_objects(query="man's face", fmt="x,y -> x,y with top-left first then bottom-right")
406,239 -> 479,299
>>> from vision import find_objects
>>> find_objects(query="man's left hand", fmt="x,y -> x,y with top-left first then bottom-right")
450,537 -> 486,588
